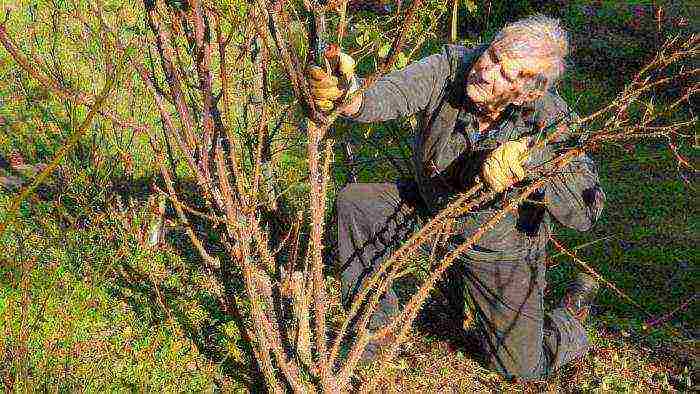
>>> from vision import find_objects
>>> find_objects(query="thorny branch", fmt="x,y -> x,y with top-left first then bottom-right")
0,0 -> 696,390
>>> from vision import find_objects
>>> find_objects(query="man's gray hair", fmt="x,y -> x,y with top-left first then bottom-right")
493,14 -> 569,91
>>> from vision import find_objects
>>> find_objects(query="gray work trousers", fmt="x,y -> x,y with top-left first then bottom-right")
336,182 -> 590,380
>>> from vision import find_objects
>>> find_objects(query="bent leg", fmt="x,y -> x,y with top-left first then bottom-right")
462,256 -> 589,380
336,182 -> 420,329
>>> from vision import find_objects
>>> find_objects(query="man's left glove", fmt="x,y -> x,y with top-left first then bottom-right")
482,136 -> 530,193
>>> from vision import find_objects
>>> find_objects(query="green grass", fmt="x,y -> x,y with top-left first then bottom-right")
1,187 -> 255,390
1,0 -> 697,391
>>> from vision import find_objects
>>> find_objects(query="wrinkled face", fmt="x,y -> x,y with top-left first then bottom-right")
466,43 -> 544,116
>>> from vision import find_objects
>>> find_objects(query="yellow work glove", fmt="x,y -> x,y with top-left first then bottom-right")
482,137 -> 530,193
307,52 -> 357,112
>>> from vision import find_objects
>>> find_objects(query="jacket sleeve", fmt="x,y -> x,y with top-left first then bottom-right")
349,50 -> 452,123
525,95 -> 606,232
541,152 -> 606,231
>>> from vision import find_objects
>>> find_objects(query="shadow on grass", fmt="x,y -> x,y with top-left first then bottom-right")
107,175 -> 267,390
13,166 -> 267,390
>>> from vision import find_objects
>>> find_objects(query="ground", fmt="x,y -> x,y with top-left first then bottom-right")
0,0 -> 697,391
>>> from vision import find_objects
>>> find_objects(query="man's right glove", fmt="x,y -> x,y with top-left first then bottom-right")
307,52 -> 357,112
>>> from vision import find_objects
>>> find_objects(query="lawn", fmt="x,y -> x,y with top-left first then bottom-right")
0,0 -> 697,391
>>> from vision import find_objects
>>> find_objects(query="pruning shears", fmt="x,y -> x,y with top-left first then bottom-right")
305,1 -> 358,181
307,1 -> 352,117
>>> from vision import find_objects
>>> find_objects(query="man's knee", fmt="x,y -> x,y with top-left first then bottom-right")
337,183 -> 386,210
485,339 -> 548,381
336,183 -> 364,212
491,356 -> 547,381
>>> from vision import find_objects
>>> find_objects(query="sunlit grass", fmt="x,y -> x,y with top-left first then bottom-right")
0,0 -> 696,391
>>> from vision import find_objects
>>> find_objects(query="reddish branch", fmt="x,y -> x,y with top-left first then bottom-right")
145,3 -> 199,155
3,2 -> 696,391
645,294 -> 697,329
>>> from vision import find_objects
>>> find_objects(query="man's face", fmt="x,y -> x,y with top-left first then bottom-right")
466,43 -> 541,116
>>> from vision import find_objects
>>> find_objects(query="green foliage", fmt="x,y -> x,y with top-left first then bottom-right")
0,0 -> 696,391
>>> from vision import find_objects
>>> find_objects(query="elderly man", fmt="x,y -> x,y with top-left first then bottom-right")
309,15 -> 605,380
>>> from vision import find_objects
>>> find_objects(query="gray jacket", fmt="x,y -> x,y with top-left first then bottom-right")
350,45 -> 605,259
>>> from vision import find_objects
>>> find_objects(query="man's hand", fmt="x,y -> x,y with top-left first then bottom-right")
307,52 -> 361,115
482,137 -> 530,193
